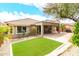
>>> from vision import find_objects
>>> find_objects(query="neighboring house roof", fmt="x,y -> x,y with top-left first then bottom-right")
60,19 -> 75,24
5,18 -> 40,26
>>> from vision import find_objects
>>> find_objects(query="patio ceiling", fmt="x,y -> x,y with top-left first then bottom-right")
35,21 -> 52,25
35,20 -> 59,26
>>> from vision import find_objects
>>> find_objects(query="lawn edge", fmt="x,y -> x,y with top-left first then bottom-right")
10,42 -> 13,56
45,43 -> 72,56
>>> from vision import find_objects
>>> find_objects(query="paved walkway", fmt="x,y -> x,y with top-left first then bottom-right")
0,40 -> 10,56
60,46 -> 79,56
12,36 -> 37,44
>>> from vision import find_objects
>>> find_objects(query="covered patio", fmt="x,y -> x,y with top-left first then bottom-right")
35,21 -> 60,36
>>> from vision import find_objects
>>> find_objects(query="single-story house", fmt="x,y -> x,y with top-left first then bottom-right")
5,18 -> 74,39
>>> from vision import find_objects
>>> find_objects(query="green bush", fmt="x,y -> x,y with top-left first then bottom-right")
0,25 -> 10,47
0,25 -> 9,39
73,21 -> 79,34
29,26 -> 37,35
72,34 -> 79,46
60,23 -> 65,31
72,21 -> 79,47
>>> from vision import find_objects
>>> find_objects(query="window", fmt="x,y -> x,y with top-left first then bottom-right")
17,26 -> 26,33
23,27 -> 26,32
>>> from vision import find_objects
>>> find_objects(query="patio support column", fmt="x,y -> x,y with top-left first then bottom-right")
26,26 -> 30,34
41,22 -> 44,37
14,26 -> 17,34
12,26 -> 15,35
12,26 -> 14,35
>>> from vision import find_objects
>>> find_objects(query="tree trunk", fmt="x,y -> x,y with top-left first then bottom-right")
0,40 -> 3,47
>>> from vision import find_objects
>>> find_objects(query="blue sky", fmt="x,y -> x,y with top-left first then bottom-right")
0,3 -> 45,16
0,3 -> 49,22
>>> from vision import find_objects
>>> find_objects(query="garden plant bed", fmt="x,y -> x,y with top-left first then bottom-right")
12,37 -> 62,56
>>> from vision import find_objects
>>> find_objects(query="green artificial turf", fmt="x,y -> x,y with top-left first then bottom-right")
12,37 -> 62,56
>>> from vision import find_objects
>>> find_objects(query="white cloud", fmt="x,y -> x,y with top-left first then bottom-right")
0,12 -> 48,22
17,3 -> 46,11
30,3 -> 46,10
20,13 -> 47,21
0,11 -> 20,22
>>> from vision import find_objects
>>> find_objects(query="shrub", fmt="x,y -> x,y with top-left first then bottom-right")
60,23 -> 65,32
72,20 -> 79,47
73,21 -> 79,34
0,25 -> 10,47
29,26 -> 37,35
72,34 -> 79,46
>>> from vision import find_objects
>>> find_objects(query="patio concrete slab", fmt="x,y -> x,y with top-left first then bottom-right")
44,33 -> 73,43
0,40 -> 10,56
44,33 -> 73,56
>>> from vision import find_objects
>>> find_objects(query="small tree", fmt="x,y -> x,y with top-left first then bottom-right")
60,23 -> 65,32
29,26 -> 37,36
0,25 -> 10,47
